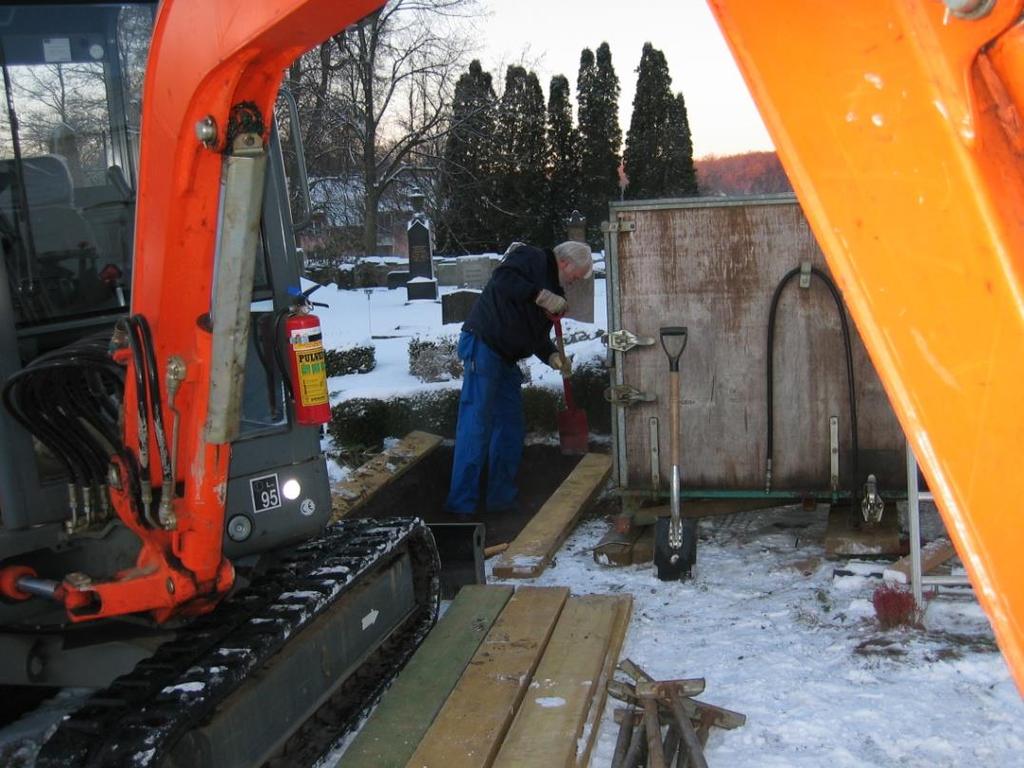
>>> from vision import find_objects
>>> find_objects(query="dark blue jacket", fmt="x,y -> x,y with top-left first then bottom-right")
463,244 -> 562,364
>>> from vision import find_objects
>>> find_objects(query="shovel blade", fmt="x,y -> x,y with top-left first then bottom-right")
557,408 -> 589,455
428,522 -> 485,599
653,516 -> 698,581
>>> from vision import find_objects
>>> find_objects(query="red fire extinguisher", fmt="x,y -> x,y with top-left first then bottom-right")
283,286 -> 331,426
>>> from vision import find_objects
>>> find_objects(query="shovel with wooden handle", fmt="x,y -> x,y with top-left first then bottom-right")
655,326 -> 698,580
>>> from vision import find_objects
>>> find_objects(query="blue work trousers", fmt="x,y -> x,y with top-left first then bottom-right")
445,331 -> 524,514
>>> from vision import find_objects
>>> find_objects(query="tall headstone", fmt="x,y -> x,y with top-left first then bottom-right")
562,209 -> 595,323
406,187 -> 438,301
566,209 -> 587,244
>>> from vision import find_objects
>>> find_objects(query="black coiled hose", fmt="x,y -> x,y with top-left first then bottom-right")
0,316 -> 177,529
766,266 -> 859,501
1,331 -> 135,523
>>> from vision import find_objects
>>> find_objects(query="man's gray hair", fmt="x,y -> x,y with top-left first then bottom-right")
553,241 -> 593,279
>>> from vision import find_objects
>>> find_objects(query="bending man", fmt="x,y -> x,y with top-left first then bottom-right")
445,241 -> 593,516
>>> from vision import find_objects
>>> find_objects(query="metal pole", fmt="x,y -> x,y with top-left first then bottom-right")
922,575 -> 972,586
906,440 -> 924,607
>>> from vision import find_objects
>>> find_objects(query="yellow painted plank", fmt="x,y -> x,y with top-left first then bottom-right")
575,596 -> 633,768
493,595 -> 630,768
407,586 -> 569,768
492,453 -> 612,579
331,431 -> 442,520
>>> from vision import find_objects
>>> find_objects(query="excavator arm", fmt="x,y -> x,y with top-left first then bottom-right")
709,0 -> 1024,692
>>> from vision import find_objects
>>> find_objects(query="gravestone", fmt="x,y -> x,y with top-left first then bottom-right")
458,255 -> 495,289
442,289 -> 481,325
562,209 -> 595,323
406,188 -> 438,301
387,270 -> 410,290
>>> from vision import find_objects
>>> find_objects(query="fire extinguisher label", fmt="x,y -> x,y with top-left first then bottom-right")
292,340 -> 329,407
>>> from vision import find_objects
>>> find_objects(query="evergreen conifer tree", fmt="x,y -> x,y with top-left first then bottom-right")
438,60 -> 496,253
492,65 -> 548,246
544,74 -> 580,245
577,43 -> 622,246
664,92 -> 698,195
624,43 -> 698,199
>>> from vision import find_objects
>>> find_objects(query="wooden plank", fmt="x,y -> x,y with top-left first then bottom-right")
575,596 -> 632,768
331,431 -> 442,520
492,454 -> 612,579
407,586 -> 569,768
593,522 -> 644,567
492,596 -> 620,768
824,506 -> 901,557
884,538 -> 956,584
631,525 -> 655,565
337,585 -> 514,768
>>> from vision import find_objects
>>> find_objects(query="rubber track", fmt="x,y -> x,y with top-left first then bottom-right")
36,518 -> 440,768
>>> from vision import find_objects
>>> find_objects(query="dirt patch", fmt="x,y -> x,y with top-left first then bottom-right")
352,443 -> 608,547
854,629 -> 999,662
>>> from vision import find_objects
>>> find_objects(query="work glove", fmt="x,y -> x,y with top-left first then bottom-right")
535,289 -> 567,316
548,352 -> 573,375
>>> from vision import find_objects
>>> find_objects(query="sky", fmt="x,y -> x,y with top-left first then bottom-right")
466,0 -> 774,159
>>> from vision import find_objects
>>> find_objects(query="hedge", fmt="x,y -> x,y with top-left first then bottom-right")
325,344 -> 376,376
329,362 -> 610,450
408,336 -> 463,383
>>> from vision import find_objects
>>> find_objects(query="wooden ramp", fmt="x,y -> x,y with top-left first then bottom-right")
331,431 -> 442,520
339,586 -> 631,768
495,594 -> 632,768
492,453 -> 612,579
409,586 -> 569,767
338,585 -> 514,768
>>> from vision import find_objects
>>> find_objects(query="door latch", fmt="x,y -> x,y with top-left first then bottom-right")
608,329 -> 655,353
605,385 -> 657,407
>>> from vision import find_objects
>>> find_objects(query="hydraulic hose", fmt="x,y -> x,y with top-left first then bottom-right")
134,315 -> 174,522
122,318 -> 156,526
766,266 -> 859,501
1,332 -> 138,529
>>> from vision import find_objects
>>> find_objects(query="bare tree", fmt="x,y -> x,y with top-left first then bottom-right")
3,63 -> 109,183
286,0 -> 475,256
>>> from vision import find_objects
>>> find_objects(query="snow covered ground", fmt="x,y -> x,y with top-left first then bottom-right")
315,279 -> 608,403
490,505 -> 1024,767
4,271 -> 1021,767
317,273 -> 1024,766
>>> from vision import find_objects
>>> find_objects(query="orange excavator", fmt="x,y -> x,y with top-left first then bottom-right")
0,2 -> 440,765
0,0 -> 1022,764
710,0 -> 1024,697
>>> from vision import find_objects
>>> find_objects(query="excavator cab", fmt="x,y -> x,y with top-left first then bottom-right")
0,2 -> 331,656
0,4 -> 440,762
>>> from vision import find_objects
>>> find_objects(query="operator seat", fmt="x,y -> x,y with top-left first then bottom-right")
0,154 -> 103,313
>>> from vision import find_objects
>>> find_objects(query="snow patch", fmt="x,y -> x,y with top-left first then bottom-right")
535,696 -> 566,708
160,681 -> 205,695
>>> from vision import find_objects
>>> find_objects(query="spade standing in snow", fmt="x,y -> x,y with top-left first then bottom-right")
444,241 -> 593,515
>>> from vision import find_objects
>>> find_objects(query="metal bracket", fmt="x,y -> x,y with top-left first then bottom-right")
861,474 -> 885,524
602,219 -> 636,233
799,260 -> 812,289
649,417 -> 661,490
608,329 -> 656,353
605,385 -> 657,407
829,416 -> 839,492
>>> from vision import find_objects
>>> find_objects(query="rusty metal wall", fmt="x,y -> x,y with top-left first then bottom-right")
605,196 -> 905,494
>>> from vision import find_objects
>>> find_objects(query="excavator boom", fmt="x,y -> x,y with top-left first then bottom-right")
709,0 -> 1024,692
